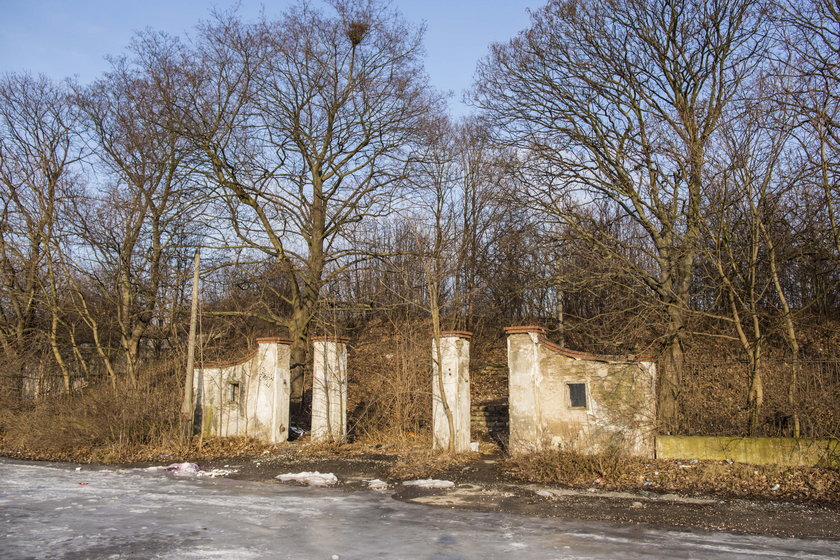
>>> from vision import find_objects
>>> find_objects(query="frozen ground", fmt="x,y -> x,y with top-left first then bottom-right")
1,459 -> 838,559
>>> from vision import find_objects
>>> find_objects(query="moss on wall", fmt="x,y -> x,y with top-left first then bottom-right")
656,435 -> 840,467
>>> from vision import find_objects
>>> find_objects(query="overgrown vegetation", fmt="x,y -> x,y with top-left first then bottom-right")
0,0 -> 838,468
503,449 -> 840,503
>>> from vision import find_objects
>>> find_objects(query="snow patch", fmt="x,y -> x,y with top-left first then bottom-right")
145,462 -> 201,475
366,479 -> 390,490
402,479 -> 455,489
142,463 -> 238,478
275,471 -> 338,486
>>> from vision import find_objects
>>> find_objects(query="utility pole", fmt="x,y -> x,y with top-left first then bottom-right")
180,247 -> 200,439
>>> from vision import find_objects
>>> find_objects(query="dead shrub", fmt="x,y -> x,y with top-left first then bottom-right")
0,360 -> 181,463
503,449 -> 840,502
388,446 -> 476,480
347,317 -> 432,441
504,446 -> 639,487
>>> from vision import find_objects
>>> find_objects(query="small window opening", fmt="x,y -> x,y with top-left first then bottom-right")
228,382 -> 240,403
568,383 -> 587,408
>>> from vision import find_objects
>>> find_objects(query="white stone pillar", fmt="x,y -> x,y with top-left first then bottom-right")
504,326 -> 546,454
311,336 -> 349,443
256,337 -> 292,444
432,331 -> 472,453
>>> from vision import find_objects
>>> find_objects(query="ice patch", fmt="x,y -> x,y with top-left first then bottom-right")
366,479 -> 390,490
402,479 -> 455,489
275,471 -> 338,486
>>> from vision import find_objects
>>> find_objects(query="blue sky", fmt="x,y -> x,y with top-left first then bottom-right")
0,0 -> 541,115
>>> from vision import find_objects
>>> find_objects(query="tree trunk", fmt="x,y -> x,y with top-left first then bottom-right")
287,304 -> 312,421
747,352 -> 764,436
658,308 -> 685,435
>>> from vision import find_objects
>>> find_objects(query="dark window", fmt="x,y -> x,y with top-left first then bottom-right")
229,382 -> 240,403
568,383 -> 587,408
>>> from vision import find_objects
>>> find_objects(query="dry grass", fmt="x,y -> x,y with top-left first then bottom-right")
1,360 -> 185,464
388,447 -> 478,480
503,448 -> 840,502
346,317 -> 432,440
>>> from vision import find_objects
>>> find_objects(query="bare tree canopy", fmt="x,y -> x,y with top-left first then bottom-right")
472,0 -> 771,432
171,0 -> 441,403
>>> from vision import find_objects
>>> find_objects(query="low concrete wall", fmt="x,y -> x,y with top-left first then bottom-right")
656,435 -> 840,467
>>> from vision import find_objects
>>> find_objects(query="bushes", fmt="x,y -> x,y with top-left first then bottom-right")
0,362 -> 181,462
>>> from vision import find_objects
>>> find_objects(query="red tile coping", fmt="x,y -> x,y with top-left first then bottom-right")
503,325 -> 547,335
504,325 -> 654,363
436,330 -> 473,339
311,336 -> 351,343
540,336 -> 654,363
255,337 -> 293,345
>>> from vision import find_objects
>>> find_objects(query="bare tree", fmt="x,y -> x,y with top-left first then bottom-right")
450,119 -> 511,328
776,0 -> 840,257
0,74 -> 78,393
70,47 -> 199,387
174,1 -> 437,405
473,0 -> 769,432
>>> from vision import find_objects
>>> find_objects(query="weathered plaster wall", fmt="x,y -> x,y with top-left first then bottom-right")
506,326 -> 657,457
311,337 -> 349,443
194,338 -> 291,444
432,332 -> 472,453
657,435 -> 840,467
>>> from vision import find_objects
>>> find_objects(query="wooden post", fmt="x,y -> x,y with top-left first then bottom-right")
181,247 -> 200,439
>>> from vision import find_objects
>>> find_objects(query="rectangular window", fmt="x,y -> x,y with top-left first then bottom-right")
568,383 -> 587,408
229,382 -> 240,403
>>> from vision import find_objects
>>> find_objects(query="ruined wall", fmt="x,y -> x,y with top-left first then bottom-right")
311,337 -> 349,443
506,326 -> 657,457
194,337 -> 291,444
432,332 -> 472,453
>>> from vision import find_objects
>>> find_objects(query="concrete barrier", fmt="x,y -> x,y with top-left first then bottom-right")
656,435 -> 840,467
